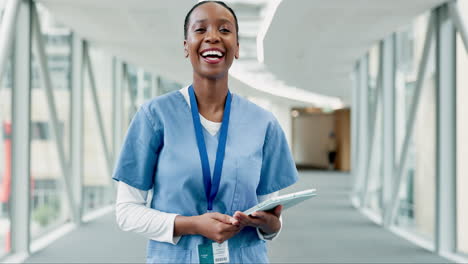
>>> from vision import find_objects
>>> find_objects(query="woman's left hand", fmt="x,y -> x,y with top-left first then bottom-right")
233,205 -> 282,235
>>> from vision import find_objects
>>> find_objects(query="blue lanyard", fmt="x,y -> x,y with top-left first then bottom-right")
188,85 -> 232,211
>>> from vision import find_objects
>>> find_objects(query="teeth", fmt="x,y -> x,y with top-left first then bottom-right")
202,50 -> 223,57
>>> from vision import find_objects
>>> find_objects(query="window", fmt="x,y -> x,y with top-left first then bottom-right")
0,56 -> 12,258
82,48 -> 114,214
394,13 -> 436,241
30,6 -> 71,239
31,121 -> 64,141
366,44 -> 384,214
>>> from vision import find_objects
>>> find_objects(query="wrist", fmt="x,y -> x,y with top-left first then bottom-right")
190,215 -> 201,236
174,215 -> 198,236
260,220 -> 281,235
259,228 -> 278,239
259,227 -> 275,236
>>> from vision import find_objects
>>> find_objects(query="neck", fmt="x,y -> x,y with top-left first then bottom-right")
192,74 -> 229,122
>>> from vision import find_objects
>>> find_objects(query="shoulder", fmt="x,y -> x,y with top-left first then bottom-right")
139,90 -> 187,127
143,90 -> 184,113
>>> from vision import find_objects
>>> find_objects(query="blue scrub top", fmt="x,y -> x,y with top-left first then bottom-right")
113,90 -> 298,263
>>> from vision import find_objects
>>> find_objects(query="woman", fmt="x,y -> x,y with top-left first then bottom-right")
113,1 -> 298,263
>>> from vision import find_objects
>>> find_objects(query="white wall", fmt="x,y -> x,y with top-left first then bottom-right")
270,102 -> 292,147
247,97 -> 293,149
414,77 -> 436,238
457,29 -> 468,253
292,112 -> 334,167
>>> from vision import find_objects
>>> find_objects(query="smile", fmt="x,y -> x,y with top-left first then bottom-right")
200,48 -> 225,64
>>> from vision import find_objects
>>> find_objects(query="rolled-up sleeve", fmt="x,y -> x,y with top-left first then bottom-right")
112,105 -> 163,191
257,118 -> 298,196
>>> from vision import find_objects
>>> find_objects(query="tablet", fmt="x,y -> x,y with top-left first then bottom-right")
243,189 -> 317,215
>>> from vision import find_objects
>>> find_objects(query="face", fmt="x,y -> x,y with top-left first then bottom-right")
184,3 -> 239,80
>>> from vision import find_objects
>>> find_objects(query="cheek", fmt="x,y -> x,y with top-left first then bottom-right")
187,45 -> 199,61
185,37 -> 199,54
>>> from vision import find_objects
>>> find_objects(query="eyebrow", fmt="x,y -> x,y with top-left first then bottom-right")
192,18 -> 234,26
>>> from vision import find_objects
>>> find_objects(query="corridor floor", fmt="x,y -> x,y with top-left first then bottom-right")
24,171 -> 450,263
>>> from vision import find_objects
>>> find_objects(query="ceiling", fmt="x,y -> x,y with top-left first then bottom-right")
262,0 -> 447,101
37,0 -> 448,106
37,0 -> 195,83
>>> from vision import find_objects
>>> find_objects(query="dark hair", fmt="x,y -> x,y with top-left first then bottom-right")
184,1 -> 239,41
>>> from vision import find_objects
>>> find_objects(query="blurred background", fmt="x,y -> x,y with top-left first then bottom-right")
0,0 -> 467,263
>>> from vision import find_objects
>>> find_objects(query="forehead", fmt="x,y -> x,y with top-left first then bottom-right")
189,2 -> 235,25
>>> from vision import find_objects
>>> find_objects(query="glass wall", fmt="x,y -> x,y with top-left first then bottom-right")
0,1 -> 11,258
365,44 -> 384,214
158,77 -> 183,95
394,13 -> 435,241
0,0 -> 190,258
83,48 -> 114,214
0,0 -> 5,21
29,6 -> 72,239
0,54 -> 12,257
456,0 -> 468,255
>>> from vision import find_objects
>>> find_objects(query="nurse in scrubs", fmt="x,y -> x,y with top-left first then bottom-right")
113,1 -> 298,263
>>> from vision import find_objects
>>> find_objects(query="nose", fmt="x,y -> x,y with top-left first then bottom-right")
204,28 -> 220,43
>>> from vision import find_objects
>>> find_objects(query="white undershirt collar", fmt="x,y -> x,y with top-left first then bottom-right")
179,86 -> 221,136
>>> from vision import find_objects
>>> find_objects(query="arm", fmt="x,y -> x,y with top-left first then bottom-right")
115,181 -> 181,244
116,182 -> 241,244
174,213 -> 240,244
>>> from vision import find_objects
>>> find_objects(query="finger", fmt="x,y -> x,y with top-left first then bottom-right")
221,223 -> 241,233
233,211 -> 241,220
231,218 -> 240,226
234,215 -> 256,228
238,218 -> 251,227
238,212 -> 258,225
234,211 -> 268,228
251,211 -> 267,218
273,205 -> 283,217
235,214 -> 255,228
253,208 -> 280,219
246,216 -> 266,227
234,211 -> 249,221
210,213 -> 236,225
230,213 -> 241,226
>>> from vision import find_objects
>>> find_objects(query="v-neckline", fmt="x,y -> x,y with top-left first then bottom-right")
176,89 -> 235,138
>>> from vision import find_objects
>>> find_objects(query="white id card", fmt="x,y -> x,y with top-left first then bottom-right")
213,241 -> 229,264
198,240 -> 229,264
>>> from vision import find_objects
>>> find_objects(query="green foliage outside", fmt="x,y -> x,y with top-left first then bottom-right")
32,197 -> 60,227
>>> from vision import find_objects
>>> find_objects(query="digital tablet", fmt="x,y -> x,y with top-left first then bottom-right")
243,189 -> 317,215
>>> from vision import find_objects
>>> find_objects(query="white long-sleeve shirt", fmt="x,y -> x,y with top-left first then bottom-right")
115,87 -> 283,244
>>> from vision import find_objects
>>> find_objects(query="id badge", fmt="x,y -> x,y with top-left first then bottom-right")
198,241 -> 229,264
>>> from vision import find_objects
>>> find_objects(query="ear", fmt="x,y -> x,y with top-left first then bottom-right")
184,40 -> 189,58
235,42 -> 240,59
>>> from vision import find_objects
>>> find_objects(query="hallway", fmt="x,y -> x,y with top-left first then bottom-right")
24,171 -> 449,263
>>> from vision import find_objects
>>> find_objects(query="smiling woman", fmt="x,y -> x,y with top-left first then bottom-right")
112,1 -> 298,263
183,1 -> 239,91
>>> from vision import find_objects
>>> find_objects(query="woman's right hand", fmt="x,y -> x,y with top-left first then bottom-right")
194,213 -> 241,243
174,213 -> 241,244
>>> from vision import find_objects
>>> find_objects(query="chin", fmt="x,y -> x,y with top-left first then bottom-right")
197,69 -> 229,80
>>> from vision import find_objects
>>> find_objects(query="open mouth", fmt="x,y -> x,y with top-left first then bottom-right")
200,48 -> 225,64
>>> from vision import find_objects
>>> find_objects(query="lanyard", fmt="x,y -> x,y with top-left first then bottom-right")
188,85 -> 232,211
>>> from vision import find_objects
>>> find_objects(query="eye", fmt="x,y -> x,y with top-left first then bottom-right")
220,28 -> 230,33
195,28 -> 206,33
